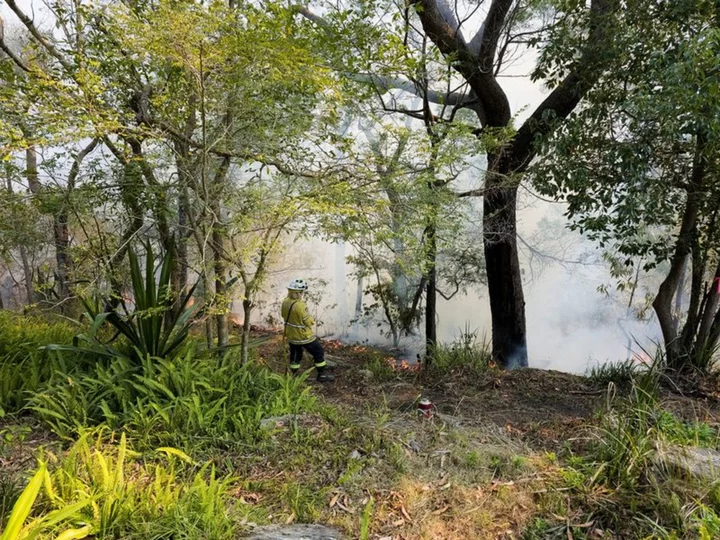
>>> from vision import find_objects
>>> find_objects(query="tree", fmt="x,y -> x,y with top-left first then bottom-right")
1,0 -> 338,351
298,0 -> 620,367
322,117 -> 484,351
533,0 -> 720,371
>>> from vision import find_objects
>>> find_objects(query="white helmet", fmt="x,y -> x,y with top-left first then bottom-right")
288,278 -> 308,291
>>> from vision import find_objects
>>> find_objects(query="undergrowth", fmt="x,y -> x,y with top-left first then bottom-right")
428,327 -> 490,378
0,312 -> 79,414
1,430 -> 245,539
531,351 -> 720,538
28,345 -> 317,449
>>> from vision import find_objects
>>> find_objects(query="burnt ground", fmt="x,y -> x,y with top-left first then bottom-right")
258,332 -> 720,450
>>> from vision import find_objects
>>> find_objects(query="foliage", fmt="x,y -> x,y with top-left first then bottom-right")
1,432 -> 239,539
77,243 -> 196,361
532,0 -> 720,369
586,358 -> 639,387
28,345 -> 316,448
0,312 -> 78,413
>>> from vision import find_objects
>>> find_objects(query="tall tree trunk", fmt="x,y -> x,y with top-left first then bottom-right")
53,212 -> 72,303
653,134 -> 707,368
21,145 -> 39,306
211,157 -> 231,350
483,165 -> 526,368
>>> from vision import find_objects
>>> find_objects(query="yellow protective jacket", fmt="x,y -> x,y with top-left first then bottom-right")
281,297 -> 316,345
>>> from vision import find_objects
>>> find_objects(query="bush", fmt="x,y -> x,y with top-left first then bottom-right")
428,328 -> 490,377
29,345 -> 317,447
554,354 -> 720,537
586,358 -> 639,386
0,312 -> 79,413
74,243 -> 196,363
1,431 -> 241,539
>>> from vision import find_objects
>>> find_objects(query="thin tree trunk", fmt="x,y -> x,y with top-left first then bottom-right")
172,103 -> 196,310
25,144 -> 40,193
19,146 -> 38,306
241,298 -> 252,364
653,134 -> 707,367
672,256 -> 687,333
354,276 -> 363,321
213,223 -> 229,349
53,138 -> 97,308
425,222 -> 437,362
211,158 -> 231,350
694,264 -> 720,356
19,245 -> 34,306
53,213 -> 72,302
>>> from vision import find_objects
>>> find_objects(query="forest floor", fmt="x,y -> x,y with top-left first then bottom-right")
4,330 -> 720,538
250,333 -> 720,538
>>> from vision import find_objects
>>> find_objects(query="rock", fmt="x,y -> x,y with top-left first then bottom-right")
259,414 -> 326,433
243,524 -> 344,539
324,353 -> 352,367
348,449 -> 362,460
408,439 -> 421,453
357,369 -> 374,380
654,445 -> 720,482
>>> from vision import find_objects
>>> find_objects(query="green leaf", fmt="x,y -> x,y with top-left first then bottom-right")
0,462 -> 46,540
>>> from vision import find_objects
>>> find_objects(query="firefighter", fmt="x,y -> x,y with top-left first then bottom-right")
281,279 -> 335,382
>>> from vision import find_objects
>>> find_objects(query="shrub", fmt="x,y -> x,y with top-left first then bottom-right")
1,431 -> 240,539
429,327 -> 490,377
0,312 -> 79,413
73,243 -> 197,363
29,346 -> 317,447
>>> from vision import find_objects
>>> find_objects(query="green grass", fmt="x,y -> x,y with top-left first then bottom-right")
28,345 -> 318,448
586,358 -> 639,386
427,327 -> 490,378
528,354 -> 720,538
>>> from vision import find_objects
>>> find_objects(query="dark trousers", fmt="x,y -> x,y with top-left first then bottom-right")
289,338 -> 326,370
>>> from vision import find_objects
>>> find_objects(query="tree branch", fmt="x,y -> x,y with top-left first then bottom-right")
67,138 -> 99,190
0,17 -> 32,73
4,0 -> 74,71
476,0 -> 514,73
409,0 -> 509,126
353,72 -> 472,107
292,5 -> 331,29
508,0 -> 619,171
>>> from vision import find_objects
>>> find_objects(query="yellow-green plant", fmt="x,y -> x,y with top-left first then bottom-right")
0,462 -> 92,540
2,431 -> 238,539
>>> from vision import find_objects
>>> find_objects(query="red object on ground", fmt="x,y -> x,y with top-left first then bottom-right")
418,398 -> 436,418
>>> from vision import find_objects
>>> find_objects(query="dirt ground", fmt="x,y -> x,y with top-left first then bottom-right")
261,334 -> 720,451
